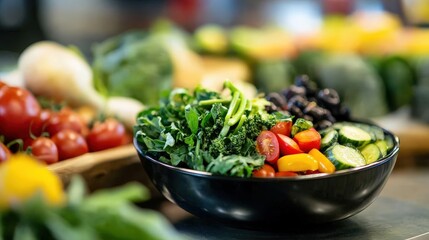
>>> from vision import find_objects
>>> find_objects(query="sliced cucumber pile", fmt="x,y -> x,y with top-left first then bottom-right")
319,122 -> 395,170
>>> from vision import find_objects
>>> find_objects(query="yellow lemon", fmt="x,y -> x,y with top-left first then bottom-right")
0,154 -> 65,209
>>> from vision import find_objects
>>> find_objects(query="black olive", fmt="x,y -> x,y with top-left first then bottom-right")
266,92 -> 287,110
287,95 -> 308,110
282,85 -> 306,100
294,75 -> 318,97
337,106 -> 351,120
288,105 -> 304,118
315,120 -> 333,130
317,88 -> 340,108
307,106 -> 327,122
303,114 -> 314,122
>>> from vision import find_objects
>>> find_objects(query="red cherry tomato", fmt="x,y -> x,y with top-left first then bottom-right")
30,137 -> 59,165
30,109 -> 52,137
275,171 -> 299,177
46,108 -> 88,137
256,131 -> 280,165
0,142 -> 11,163
293,128 -> 321,153
0,86 -> 41,141
252,164 -> 275,177
276,134 -> 303,155
86,118 -> 127,152
270,121 -> 292,137
51,129 -> 88,161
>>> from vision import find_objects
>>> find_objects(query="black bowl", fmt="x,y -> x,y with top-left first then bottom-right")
134,128 -> 399,227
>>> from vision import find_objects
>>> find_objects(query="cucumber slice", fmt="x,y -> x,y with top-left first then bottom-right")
319,127 -> 335,137
360,144 -> 382,164
321,130 -> 338,151
338,126 -> 372,148
385,134 -> 395,152
324,144 -> 366,170
375,140 -> 388,157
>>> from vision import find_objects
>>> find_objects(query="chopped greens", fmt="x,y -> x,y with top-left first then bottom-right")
134,81 -> 290,177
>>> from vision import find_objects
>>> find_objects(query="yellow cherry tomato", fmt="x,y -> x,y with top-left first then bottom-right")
0,154 -> 65,209
309,148 -> 336,174
277,153 -> 318,172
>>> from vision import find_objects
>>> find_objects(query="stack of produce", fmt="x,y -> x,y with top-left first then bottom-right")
0,154 -> 185,239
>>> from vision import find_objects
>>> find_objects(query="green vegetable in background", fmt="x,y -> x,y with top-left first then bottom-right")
253,59 -> 295,94
134,82 -> 290,177
194,24 -> 229,55
316,54 -> 388,118
372,55 -> 415,111
92,31 -> 173,106
0,176 -> 186,240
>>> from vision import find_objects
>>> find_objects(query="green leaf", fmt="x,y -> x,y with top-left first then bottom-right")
13,222 -> 37,240
82,182 -> 150,210
185,105 -> 199,134
67,176 -> 87,206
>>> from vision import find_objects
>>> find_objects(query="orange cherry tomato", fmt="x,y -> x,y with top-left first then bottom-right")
293,128 -> 321,153
252,164 -> 275,177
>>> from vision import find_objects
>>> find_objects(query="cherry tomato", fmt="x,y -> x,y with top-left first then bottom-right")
86,118 -> 126,152
0,86 -> 41,141
46,108 -> 89,137
270,121 -> 292,137
276,134 -> 303,155
0,142 -> 11,163
275,171 -> 298,177
30,109 -> 52,137
293,128 -> 321,153
256,131 -> 280,165
252,164 -> 275,177
51,129 -> 88,161
30,137 -> 59,165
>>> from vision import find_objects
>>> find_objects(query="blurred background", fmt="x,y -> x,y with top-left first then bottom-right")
1,0 -> 429,164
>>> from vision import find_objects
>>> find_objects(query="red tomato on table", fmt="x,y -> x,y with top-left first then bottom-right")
0,86 -> 41,141
51,129 -> 88,161
30,137 -> 59,165
86,118 -> 127,152
46,108 -> 88,137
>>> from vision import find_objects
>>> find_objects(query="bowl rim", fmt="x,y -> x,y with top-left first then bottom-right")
134,127 -> 400,182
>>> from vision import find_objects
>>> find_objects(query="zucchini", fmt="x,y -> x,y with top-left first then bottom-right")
338,126 -> 372,148
321,130 -> 338,151
360,143 -> 382,164
324,144 -> 366,170
375,140 -> 388,157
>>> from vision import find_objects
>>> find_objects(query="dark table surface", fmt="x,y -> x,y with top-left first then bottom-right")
156,168 -> 429,240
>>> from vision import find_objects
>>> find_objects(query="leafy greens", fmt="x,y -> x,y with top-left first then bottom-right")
134,81 -> 290,177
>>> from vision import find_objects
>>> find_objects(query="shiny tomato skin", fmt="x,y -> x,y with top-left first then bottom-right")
256,131 -> 280,165
51,129 -> 88,161
293,128 -> 321,153
270,121 -> 292,137
30,109 -> 52,137
276,134 -> 303,155
86,118 -> 126,152
30,137 -> 59,165
0,142 -> 11,163
0,86 -> 41,141
275,171 -> 298,177
252,164 -> 275,177
46,108 -> 88,137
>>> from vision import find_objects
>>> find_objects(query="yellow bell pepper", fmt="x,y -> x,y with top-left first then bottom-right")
277,153 -> 318,172
309,149 -> 336,174
0,154 -> 65,209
